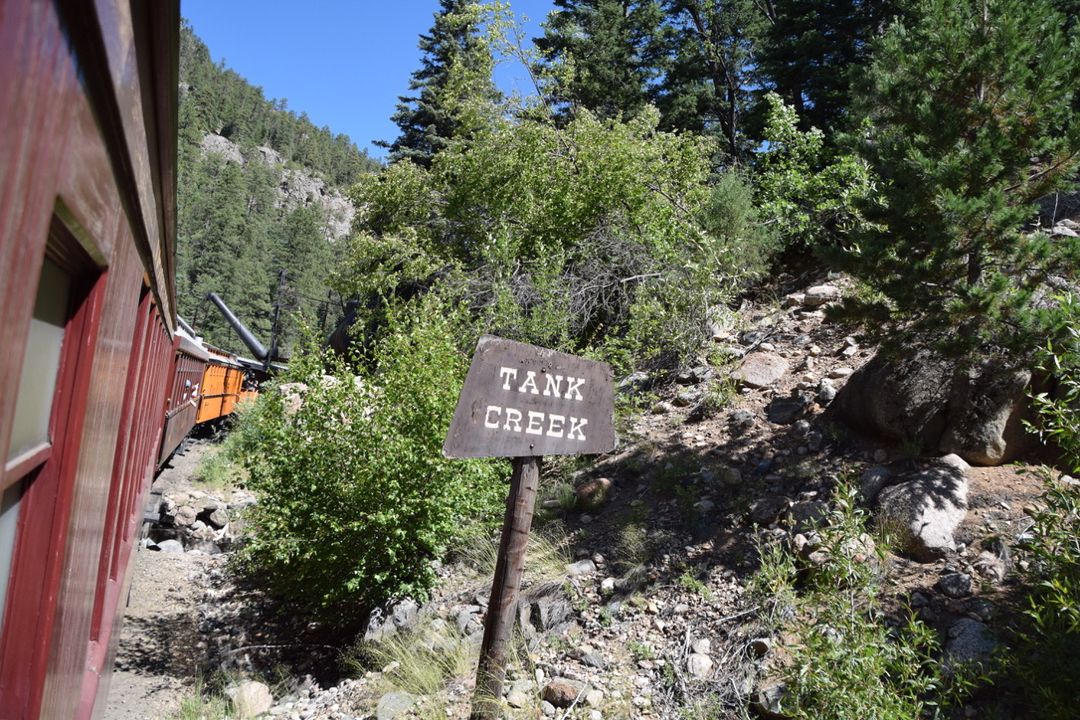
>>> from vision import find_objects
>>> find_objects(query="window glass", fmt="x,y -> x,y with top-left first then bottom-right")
7,259 -> 71,462
0,479 -> 24,628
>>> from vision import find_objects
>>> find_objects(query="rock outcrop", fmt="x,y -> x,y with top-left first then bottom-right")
830,351 -> 1035,465
199,132 -> 355,242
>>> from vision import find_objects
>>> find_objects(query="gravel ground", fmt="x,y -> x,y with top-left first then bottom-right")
104,444 -> 216,720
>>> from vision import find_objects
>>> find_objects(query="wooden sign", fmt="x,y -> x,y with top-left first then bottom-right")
443,335 -> 616,459
445,337 -> 616,719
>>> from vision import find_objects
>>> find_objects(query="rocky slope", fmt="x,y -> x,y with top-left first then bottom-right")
105,273 -> 1056,720
200,133 -> 356,243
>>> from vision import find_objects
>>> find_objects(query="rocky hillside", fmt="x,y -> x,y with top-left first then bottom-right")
106,273 -> 1061,719
199,132 -> 356,243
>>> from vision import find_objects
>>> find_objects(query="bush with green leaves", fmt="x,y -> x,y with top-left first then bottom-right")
233,300 -> 507,624
1011,315 -> 1080,717
339,107 -> 774,376
752,92 -> 873,253
751,477 -> 964,719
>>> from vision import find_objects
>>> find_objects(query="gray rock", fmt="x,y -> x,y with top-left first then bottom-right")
720,467 -> 742,486
231,681 -> 273,719
456,606 -> 482,635
830,351 -> 1034,466
877,463 -> 968,562
376,691 -> 416,720
767,395 -> 811,425
944,619 -> 1001,672
731,353 -> 790,389
749,495 -> 791,526
392,599 -> 420,630
803,285 -> 841,306
860,466 -> 893,503
751,682 -> 789,719
566,559 -> 597,577
155,539 -> 184,553
530,595 -> 573,631
687,653 -> 713,678
729,409 -> 755,427
581,651 -> 607,669
817,379 -> 838,406
938,573 -> 973,598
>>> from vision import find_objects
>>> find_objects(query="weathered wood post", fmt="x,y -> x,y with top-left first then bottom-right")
472,455 -> 539,718
443,336 -> 615,720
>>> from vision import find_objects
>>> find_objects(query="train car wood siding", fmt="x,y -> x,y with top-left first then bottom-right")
0,1 -> 180,718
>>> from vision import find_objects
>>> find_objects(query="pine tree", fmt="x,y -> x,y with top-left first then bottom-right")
658,0 -> 766,159
756,0 -> 907,138
534,0 -> 668,123
380,0 -> 502,167
827,0 -> 1080,362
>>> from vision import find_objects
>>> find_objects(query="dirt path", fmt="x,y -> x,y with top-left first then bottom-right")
104,444 -> 217,720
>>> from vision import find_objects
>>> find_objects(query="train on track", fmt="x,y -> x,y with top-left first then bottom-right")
0,1 -> 267,717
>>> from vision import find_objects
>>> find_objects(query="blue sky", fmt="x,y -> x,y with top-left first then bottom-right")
181,0 -> 555,159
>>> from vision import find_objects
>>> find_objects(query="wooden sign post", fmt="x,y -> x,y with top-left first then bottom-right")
443,336 -> 615,720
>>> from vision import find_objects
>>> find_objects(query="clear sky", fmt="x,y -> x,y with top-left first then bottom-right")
181,0 -> 555,159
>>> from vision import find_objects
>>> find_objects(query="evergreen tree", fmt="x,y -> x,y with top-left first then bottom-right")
534,0 -> 668,123
379,0 -> 502,167
658,0 -> 766,158
756,0 -> 906,139
827,0 -> 1080,361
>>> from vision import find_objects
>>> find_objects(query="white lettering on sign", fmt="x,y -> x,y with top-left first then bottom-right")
499,367 -> 586,400
484,406 -> 588,441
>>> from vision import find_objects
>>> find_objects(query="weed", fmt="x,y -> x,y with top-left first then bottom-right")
457,526 -> 571,589
629,640 -> 656,662
677,566 -> 713,600
899,436 -> 922,460
171,677 -> 232,720
614,520 -> 651,572
748,475 -> 970,718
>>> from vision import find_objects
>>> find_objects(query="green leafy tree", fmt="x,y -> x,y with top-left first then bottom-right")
343,107 -> 771,373
234,300 -> 506,623
379,0 -> 503,167
755,0 -> 907,139
827,0 -> 1080,361
754,93 -> 874,251
658,0 -> 766,158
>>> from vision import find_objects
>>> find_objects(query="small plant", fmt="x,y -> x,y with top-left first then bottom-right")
458,526 -> 572,589
357,621 -> 477,698
615,519 -> 650,572
678,565 -> 712,600
748,476 -> 967,718
1010,333 -> 1080,718
171,677 -> 232,720
629,640 -> 656,662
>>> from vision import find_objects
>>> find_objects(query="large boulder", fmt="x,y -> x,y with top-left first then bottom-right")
877,455 -> 969,562
939,364 -> 1033,465
829,351 -> 1035,465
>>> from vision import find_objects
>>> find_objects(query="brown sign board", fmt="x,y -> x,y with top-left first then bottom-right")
443,335 -> 616,459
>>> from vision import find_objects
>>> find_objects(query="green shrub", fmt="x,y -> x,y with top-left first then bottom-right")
234,300 -> 507,624
751,476 -> 960,719
1011,322 -> 1080,717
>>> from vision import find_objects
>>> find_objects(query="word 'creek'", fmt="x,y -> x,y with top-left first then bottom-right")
484,367 -> 589,440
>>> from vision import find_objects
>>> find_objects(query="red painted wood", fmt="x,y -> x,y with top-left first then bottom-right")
0,0 -> 180,716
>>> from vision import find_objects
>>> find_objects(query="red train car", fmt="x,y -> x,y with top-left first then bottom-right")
0,0 -> 182,717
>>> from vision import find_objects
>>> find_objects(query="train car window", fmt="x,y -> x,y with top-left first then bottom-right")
0,479 -> 23,629
6,259 -> 72,465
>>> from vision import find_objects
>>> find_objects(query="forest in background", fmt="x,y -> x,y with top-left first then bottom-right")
175,21 -> 382,357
